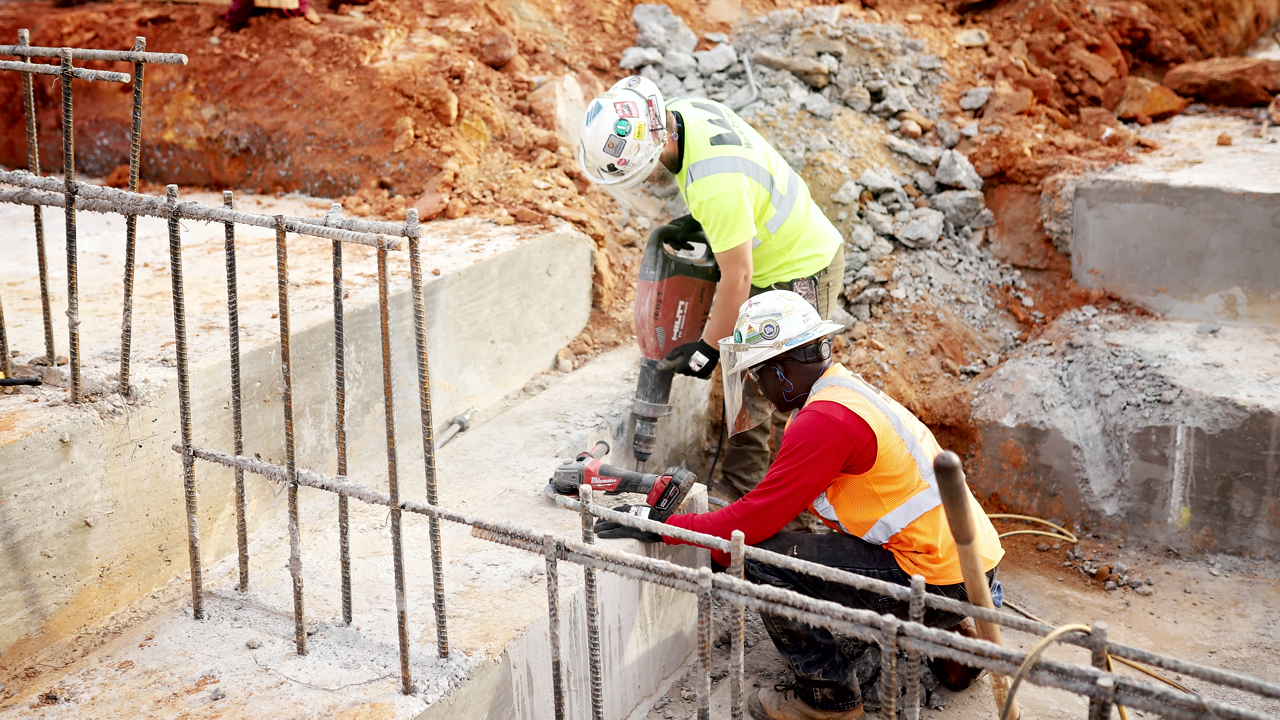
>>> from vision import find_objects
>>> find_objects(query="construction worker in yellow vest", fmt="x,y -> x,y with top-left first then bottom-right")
578,76 -> 844,502
595,291 -> 1005,720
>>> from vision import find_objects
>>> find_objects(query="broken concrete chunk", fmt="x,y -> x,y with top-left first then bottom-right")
840,85 -> 872,112
620,46 -> 665,70
959,86 -> 993,111
848,223 -> 875,251
871,86 -> 913,117
895,207 -> 945,249
868,235 -> 895,260
851,287 -> 888,306
913,171 -> 937,195
929,189 -> 985,227
695,44 -> 737,76
865,210 -> 896,237
1115,76 -> 1187,122
657,73 -> 683,98
803,93 -> 834,119
885,136 -> 942,166
632,3 -> 698,54
753,50 -> 830,88
663,50 -> 697,78
935,149 -> 983,191
704,32 -> 729,44
971,207 -> 995,228
954,28 -> 990,48
935,119 -> 960,148
960,122 -> 979,137
857,168 -> 899,194
832,181 -> 863,205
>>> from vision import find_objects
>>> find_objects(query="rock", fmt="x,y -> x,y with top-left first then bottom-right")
804,93 -> 835,119
959,86 -> 992,111
704,32 -> 729,43
960,122 -> 979,137
913,172 -> 936,196
865,210 -> 895,236
1195,322 -> 1221,334
445,198 -> 468,219
1104,580 -> 1118,591
1135,585 -> 1154,596
858,168 -> 899,194
753,50 -> 830,88
848,223 -> 875,250
1114,562 -> 1129,574
479,28 -> 518,68
886,136 -> 942,166
935,150 -> 983,191
1164,57 -> 1280,106
1217,133 -> 1233,146
954,28 -> 990,48
868,236 -> 895,260
1128,577 -> 1144,589
895,207 -> 945,248
871,86 -> 913,117
662,50 -> 696,77
852,287 -> 888,306
1037,543 -> 1050,552
682,74 -> 705,94
620,46 -> 664,70
934,119 -> 960,149
929,190 -> 985,227
971,207 -> 995,228
1159,389 -> 1180,403
1067,45 -> 1117,84
392,116 -> 415,153
841,85 -> 872,112
1094,565 -> 1111,581
1209,567 -> 1220,577
632,4 -> 698,54
831,305 -> 856,329
413,191 -> 449,221
211,687 -> 226,701
246,638 -> 262,649
695,44 -> 737,76
983,83 -> 1034,117
657,73 -> 683,98
833,181 -> 863,205
1115,77 -> 1187,122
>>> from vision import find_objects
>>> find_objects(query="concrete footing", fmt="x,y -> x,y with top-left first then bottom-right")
972,309 -> 1280,557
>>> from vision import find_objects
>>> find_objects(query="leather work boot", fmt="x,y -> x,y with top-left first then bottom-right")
747,685 -> 865,720
928,618 -> 987,691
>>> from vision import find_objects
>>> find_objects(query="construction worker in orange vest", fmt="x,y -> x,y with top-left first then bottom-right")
595,290 -> 1006,720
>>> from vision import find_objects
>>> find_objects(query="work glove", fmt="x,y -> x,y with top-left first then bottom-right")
594,505 -> 664,543
652,215 -> 706,252
659,339 -> 720,379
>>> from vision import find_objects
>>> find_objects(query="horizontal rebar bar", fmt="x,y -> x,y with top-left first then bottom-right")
0,44 -> 187,65
0,173 -> 405,249
179,444 -> 1280,715
0,59 -> 130,83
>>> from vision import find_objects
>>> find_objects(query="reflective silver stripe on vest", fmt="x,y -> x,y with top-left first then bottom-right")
809,375 -> 942,545
810,492 -> 851,533
683,156 -> 801,235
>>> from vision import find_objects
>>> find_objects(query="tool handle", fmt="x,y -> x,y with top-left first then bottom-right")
934,450 -> 1020,720
0,377 -> 40,386
577,440 -> 610,462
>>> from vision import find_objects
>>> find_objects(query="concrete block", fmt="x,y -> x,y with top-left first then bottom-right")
971,313 -> 1280,558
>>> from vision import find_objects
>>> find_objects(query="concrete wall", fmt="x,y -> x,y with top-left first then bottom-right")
0,227 -> 595,668
1072,180 -> 1280,327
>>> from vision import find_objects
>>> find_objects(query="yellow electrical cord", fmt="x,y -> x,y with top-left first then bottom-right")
1001,624 -> 1093,720
988,513 -> 1079,544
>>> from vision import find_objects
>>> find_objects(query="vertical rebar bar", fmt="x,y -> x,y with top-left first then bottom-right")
0,290 -> 10,379
579,484 -> 605,720
331,208 -> 352,626
378,236 -> 412,694
117,36 -> 145,396
878,614 -> 900,720
903,574 -> 926,720
729,530 -> 746,720
697,565 -> 713,720
1094,676 -> 1116,720
60,48 -> 80,403
223,191 -> 247,592
168,184 -> 202,620
406,209 -> 449,657
1090,622 -> 1112,720
544,534 -> 567,720
275,215 -> 306,655
18,30 -> 55,367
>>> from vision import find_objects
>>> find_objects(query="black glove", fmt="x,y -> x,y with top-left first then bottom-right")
594,505 -> 664,543
652,215 -> 706,252
659,339 -> 720,379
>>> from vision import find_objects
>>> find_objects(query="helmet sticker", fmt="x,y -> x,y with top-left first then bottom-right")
625,76 -> 641,88
616,157 -> 629,167
613,100 -> 639,118
634,122 -> 646,140
759,320 -> 780,341
646,96 -> 663,130
614,118 -> 632,137
585,100 -> 603,127
602,135 -> 626,158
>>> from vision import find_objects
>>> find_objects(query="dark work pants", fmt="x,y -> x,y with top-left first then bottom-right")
745,531 -> 1000,712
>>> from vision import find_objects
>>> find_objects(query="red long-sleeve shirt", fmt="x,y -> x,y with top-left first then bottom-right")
665,400 -> 878,566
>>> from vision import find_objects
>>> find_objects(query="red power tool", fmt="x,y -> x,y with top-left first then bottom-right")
546,441 -> 696,522
632,217 -> 719,469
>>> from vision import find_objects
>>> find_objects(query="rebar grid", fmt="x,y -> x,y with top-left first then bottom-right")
179,443 -> 1280,719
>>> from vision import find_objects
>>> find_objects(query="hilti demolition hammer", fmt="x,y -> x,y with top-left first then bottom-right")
546,441 -> 696,522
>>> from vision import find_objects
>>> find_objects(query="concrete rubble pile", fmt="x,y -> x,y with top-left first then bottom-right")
617,5 -> 1027,344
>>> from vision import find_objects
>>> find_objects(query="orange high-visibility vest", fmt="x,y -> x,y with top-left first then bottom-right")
801,364 -> 1003,585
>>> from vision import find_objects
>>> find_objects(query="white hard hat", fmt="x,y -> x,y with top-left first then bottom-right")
577,76 -> 668,191
718,290 -> 844,435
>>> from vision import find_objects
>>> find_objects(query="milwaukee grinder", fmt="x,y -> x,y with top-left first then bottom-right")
632,216 -> 719,468
546,441 -> 696,522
